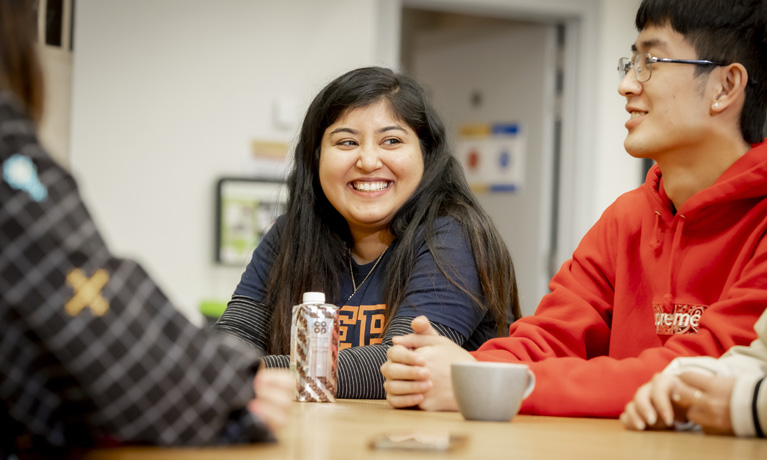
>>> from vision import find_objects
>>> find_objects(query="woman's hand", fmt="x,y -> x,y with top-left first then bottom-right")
248,368 -> 294,433
621,370 -> 736,436
621,373 -> 685,431
381,315 -> 474,412
671,372 -> 736,435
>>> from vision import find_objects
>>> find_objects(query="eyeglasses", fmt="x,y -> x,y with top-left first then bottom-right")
618,52 -> 727,83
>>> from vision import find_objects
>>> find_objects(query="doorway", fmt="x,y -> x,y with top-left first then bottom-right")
401,9 -> 560,316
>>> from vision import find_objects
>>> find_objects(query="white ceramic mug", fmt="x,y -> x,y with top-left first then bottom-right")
451,361 -> 535,422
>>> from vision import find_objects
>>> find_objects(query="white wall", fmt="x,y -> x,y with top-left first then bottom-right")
36,0 -> 75,170
38,45 -> 73,169
69,0 -> 643,319
70,0 -> 396,319
594,0 -> 644,215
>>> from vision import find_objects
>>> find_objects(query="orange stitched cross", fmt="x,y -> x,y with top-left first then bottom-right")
65,268 -> 110,316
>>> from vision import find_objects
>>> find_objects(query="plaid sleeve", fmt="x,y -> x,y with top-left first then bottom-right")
0,92 -> 270,450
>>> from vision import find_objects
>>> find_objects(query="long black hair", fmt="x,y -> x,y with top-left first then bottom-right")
266,66 -> 520,354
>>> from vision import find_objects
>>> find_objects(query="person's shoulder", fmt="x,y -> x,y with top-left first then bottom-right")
0,91 -> 28,118
262,213 -> 288,242
425,216 -> 472,248
273,213 -> 288,229
434,215 -> 461,230
423,215 -> 466,239
405,216 -> 462,246
0,93 -> 59,190
0,92 -> 38,155
599,185 -> 649,221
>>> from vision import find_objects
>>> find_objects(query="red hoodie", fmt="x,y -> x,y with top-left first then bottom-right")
472,141 -> 767,417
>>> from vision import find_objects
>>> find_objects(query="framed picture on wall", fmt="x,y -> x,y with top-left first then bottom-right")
215,177 -> 287,265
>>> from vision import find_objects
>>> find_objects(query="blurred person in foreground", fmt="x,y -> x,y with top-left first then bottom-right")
0,0 -> 292,457
381,0 -> 767,419
622,309 -> 766,437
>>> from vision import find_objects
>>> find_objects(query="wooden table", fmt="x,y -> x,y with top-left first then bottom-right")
85,400 -> 767,459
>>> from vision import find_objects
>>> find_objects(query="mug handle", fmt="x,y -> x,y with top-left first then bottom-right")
522,369 -> 536,399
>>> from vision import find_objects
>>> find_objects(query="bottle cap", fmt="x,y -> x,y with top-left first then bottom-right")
302,292 -> 326,304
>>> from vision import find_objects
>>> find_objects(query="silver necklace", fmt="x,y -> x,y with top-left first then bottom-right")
346,247 -> 388,303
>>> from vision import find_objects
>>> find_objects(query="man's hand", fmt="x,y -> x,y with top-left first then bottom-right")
672,372 -> 736,435
248,368 -> 294,434
380,315 -> 475,411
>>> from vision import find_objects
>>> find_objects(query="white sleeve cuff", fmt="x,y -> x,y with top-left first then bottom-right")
662,356 -> 721,377
730,375 -> 766,438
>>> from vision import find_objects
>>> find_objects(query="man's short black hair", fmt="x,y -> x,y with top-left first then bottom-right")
636,0 -> 767,143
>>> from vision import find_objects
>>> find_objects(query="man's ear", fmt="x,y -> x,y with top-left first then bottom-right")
710,63 -> 748,114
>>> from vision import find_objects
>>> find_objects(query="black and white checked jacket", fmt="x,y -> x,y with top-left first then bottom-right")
0,92 -> 270,455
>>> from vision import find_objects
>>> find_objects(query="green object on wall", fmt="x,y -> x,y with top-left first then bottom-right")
199,299 -> 228,318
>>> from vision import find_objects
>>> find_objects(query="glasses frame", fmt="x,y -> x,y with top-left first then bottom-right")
618,52 -> 727,83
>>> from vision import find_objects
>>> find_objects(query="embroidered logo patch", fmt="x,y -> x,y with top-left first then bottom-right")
2,153 -> 47,202
653,303 -> 707,335
66,268 -> 110,316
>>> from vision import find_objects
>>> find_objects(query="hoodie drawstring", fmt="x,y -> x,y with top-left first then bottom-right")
650,211 -> 662,251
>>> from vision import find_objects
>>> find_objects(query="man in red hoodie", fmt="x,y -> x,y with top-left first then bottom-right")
381,0 -> 767,418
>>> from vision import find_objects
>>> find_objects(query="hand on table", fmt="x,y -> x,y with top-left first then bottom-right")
620,371 -> 735,436
248,368 -> 294,433
620,373 -> 686,431
672,372 -> 735,435
380,315 -> 475,412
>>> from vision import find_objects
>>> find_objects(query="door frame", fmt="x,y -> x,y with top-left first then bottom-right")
376,0 -> 599,269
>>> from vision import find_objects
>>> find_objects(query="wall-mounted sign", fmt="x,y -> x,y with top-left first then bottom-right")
457,123 -> 525,193
246,139 -> 291,179
215,177 -> 287,265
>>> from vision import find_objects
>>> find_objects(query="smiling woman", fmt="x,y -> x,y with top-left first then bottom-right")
213,66 -> 521,399
319,100 -> 424,251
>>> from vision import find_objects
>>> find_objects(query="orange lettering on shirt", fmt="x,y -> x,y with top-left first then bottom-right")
337,304 -> 386,349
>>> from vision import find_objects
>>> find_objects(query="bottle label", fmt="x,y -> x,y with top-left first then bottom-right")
289,301 -> 339,402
